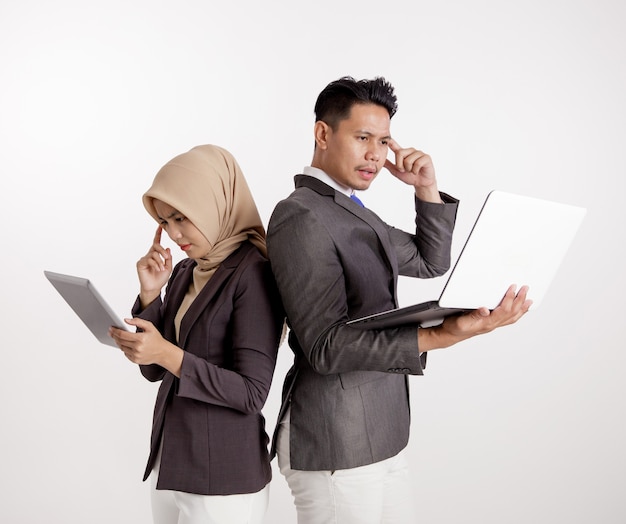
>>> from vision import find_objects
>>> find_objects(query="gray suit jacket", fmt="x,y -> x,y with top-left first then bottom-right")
267,175 -> 458,471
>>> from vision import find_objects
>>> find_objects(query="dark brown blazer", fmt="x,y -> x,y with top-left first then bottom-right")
135,241 -> 283,495
267,175 -> 458,471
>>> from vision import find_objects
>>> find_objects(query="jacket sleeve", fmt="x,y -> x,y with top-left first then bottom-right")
388,192 -> 459,277
134,295 -> 167,383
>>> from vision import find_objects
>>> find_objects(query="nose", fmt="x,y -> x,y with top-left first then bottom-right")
166,224 -> 183,240
366,143 -> 385,163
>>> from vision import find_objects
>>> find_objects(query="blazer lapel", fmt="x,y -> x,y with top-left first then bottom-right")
294,175 -> 400,286
175,243 -> 250,348
161,262 -> 193,342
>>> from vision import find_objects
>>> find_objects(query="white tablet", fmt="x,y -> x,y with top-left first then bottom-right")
44,270 -> 129,347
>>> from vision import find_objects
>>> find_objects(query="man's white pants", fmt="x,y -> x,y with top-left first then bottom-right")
276,411 -> 416,524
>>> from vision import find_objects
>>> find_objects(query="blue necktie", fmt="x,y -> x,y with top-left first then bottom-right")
350,193 -> 365,207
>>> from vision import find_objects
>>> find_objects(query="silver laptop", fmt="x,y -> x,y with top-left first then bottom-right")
347,190 -> 587,329
44,271 -> 129,347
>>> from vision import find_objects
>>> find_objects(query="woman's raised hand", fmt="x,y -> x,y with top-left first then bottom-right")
137,226 -> 172,307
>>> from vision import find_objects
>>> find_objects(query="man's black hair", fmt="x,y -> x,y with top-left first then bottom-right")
314,76 -> 398,129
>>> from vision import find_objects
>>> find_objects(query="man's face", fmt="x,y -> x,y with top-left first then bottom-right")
316,103 -> 391,191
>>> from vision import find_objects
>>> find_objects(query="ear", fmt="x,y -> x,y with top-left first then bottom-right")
313,120 -> 331,150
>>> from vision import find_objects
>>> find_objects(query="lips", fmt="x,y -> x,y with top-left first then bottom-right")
179,244 -> 192,251
357,168 -> 376,180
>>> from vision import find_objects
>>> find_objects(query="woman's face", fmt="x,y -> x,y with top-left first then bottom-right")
152,199 -> 211,259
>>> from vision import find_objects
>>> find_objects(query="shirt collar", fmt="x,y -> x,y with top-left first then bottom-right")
302,166 -> 352,197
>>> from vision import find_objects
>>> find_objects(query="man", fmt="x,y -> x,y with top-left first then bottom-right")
266,76 -> 531,523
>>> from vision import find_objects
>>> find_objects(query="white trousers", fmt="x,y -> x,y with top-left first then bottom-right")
150,446 -> 269,524
276,411 -> 416,524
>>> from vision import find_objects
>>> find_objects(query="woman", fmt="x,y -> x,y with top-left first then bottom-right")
109,144 -> 283,524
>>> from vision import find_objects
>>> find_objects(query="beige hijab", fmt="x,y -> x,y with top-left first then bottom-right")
143,144 -> 266,263
143,145 -> 267,338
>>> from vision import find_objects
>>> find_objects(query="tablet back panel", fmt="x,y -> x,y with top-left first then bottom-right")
44,271 -> 127,347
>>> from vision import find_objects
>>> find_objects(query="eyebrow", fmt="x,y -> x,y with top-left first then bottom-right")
157,211 -> 182,221
357,130 -> 392,140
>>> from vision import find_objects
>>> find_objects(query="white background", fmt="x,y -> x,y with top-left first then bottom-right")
1,0 -> 624,522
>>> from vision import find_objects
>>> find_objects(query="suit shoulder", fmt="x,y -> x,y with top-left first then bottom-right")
231,242 -> 270,271
271,187 -> 330,220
